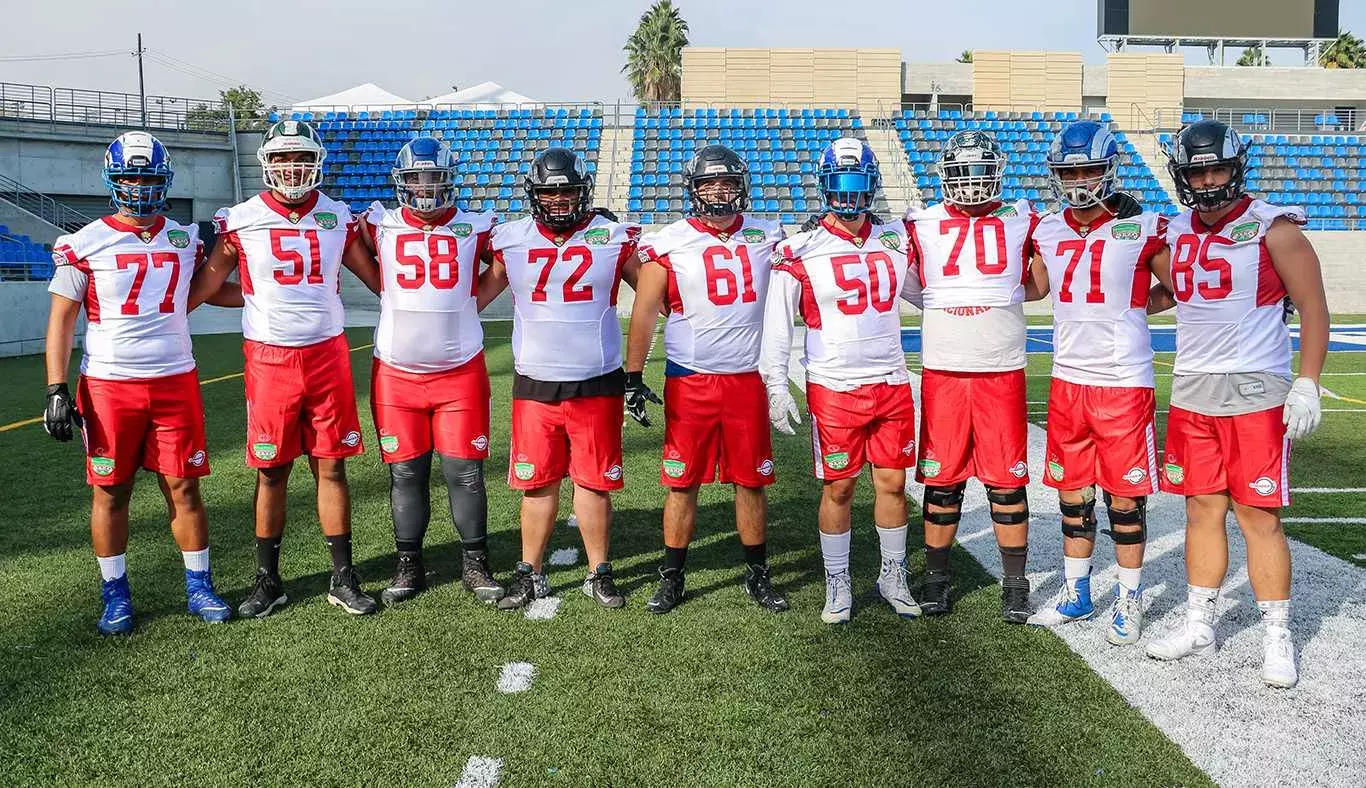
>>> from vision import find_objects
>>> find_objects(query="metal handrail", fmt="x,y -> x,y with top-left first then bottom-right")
0,172 -> 97,233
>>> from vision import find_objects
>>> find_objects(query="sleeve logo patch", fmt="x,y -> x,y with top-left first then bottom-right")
1110,222 -> 1141,241
583,228 -> 610,245
741,228 -> 767,243
166,229 -> 190,248
1229,221 -> 1260,242
878,231 -> 901,250
452,223 -> 473,238
991,205 -> 1018,218
314,212 -> 338,230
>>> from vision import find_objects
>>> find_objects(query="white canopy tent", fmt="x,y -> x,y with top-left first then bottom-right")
293,83 -> 412,111
421,81 -> 537,109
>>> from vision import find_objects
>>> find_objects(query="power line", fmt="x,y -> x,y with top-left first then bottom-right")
144,48 -> 300,103
0,49 -> 128,63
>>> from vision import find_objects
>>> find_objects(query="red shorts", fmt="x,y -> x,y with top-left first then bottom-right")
917,368 -> 1028,487
77,370 -> 209,486
243,333 -> 363,468
1160,405 -> 1290,508
1044,380 -> 1159,497
508,395 -> 624,491
370,354 -> 491,463
806,382 -> 917,481
661,371 -> 774,488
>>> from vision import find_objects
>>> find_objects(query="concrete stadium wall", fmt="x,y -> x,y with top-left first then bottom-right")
0,281 -> 82,358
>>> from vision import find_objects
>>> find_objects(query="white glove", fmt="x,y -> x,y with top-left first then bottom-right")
1282,376 -> 1322,441
767,385 -> 802,435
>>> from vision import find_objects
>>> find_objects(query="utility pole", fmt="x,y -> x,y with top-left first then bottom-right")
136,33 -> 147,129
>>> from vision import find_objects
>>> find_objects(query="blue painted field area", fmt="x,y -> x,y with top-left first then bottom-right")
899,324 -> 1366,354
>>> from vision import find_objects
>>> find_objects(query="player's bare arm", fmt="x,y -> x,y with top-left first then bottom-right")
187,239 -> 238,309
342,236 -> 381,296
476,251 -> 508,312
620,251 -> 642,290
1024,253 -> 1050,301
203,280 -> 245,309
44,293 -> 81,386
1146,246 -> 1174,314
625,260 -> 666,374
1267,217 -> 1329,383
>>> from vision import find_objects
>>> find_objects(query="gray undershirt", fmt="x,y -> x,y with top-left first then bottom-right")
1170,372 -> 1292,417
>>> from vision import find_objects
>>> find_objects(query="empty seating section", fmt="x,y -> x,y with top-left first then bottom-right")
0,225 -> 52,281
898,110 -> 1176,216
1157,132 -> 1364,230
271,108 -> 603,216
628,107 -> 885,225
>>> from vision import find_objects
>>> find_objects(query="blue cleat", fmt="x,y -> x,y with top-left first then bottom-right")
185,569 -> 233,623
1026,574 -> 1095,626
98,576 -> 134,636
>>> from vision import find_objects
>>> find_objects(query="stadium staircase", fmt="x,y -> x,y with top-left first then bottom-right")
0,173 -> 96,280
595,122 -> 635,218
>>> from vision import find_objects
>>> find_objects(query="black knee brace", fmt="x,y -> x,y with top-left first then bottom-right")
986,486 -> 1029,525
1060,486 -> 1097,539
441,455 -> 488,546
1103,492 -> 1147,545
390,451 -> 434,548
923,482 -> 966,526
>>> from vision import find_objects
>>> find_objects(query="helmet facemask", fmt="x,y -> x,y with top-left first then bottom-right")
1170,157 -> 1246,213
1048,160 -> 1117,209
394,166 -> 455,214
528,184 -> 591,231
105,172 -> 172,217
820,170 -> 878,220
939,159 -> 1004,207
689,174 -> 747,217
259,149 -> 324,201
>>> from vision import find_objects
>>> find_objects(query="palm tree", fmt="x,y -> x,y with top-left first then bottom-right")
956,50 -> 974,64
622,0 -> 690,104
1236,46 -> 1270,67
1320,31 -> 1365,68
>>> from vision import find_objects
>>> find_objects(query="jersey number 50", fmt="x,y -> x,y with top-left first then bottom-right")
832,252 -> 897,315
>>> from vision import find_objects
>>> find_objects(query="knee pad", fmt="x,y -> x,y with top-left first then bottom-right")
440,456 -> 485,491
1103,492 -> 1147,545
922,483 -> 966,526
390,452 -> 433,488
1059,486 -> 1097,539
986,486 -> 1029,525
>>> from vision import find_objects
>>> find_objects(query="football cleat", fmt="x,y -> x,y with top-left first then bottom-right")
918,569 -> 953,616
461,550 -> 504,603
185,569 -> 232,623
327,567 -> 377,615
1027,575 -> 1095,627
1001,575 -> 1033,624
743,564 -> 789,613
97,576 -> 134,636
583,562 -> 625,609
1261,625 -> 1298,688
497,562 -> 550,610
380,552 -> 426,606
646,567 -> 685,615
1106,585 -> 1144,646
875,558 -> 921,619
238,570 -> 288,619
821,571 -> 853,624
1145,619 -> 1216,661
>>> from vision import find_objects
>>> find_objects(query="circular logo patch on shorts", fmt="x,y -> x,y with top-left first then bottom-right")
604,464 -> 624,482
188,450 -> 207,467
1249,476 -> 1278,497
757,459 -> 775,476
471,435 -> 489,452
1009,461 -> 1028,479
1123,467 -> 1147,485
342,431 -> 362,447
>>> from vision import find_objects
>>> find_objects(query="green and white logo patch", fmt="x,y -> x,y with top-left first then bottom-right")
166,229 -> 190,248
452,223 -> 473,238
1110,222 -> 1141,241
514,462 -> 536,481
90,457 -> 116,477
1229,221 -> 1260,243
878,231 -> 901,251
824,451 -> 850,471
314,212 -> 338,230
583,228 -> 610,245
741,228 -> 767,243
662,459 -> 687,478
1164,463 -> 1185,485
252,442 -> 279,462
379,435 -> 400,454
1048,460 -> 1065,481
991,205 -> 1018,218
919,458 -> 941,478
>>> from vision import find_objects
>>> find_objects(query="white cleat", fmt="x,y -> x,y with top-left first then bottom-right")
821,571 -> 853,624
875,558 -> 921,619
1106,586 -> 1144,646
1261,625 -> 1298,688
1145,618 -> 1216,661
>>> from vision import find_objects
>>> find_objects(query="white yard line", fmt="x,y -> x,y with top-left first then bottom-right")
454,756 -> 504,788
1293,488 -> 1366,494
523,597 -> 562,621
496,662 -> 537,694
548,547 -> 580,566
1283,517 -> 1366,525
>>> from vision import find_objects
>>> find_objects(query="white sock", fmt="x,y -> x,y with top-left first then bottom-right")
1063,555 -> 1092,585
1186,584 -> 1219,624
97,554 -> 126,581
875,523 -> 907,563
182,548 -> 210,573
1257,598 -> 1291,629
1116,566 -> 1142,593
819,530 -> 851,576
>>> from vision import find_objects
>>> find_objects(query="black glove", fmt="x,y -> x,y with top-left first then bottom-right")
44,382 -> 81,442
1108,191 -> 1144,219
593,207 -> 619,222
624,371 -> 662,428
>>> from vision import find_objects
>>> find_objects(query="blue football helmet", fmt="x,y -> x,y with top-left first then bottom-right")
392,136 -> 458,213
103,131 -> 173,216
817,138 -> 880,219
1046,120 -> 1119,209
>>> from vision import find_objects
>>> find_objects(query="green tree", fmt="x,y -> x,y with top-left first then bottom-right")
186,85 -> 273,132
956,50 -> 974,64
1236,46 -> 1270,67
1320,31 -> 1365,68
622,0 -> 690,104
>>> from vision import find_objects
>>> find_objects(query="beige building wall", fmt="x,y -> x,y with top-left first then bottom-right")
971,51 -> 1082,113
680,48 -> 900,111
1106,53 -> 1185,128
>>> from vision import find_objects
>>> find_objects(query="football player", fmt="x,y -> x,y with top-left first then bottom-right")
356,136 -> 503,606
760,138 -> 922,624
624,144 -> 788,614
477,147 -> 640,610
905,130 -> 1039,623
44,132 -> 235,634
1144,120 -> 1328,688
189,120 -> 384,617
1024,120 -> 1168,644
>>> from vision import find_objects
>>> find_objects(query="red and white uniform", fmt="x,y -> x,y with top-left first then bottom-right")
759,218 -> 918,480
49,216 -> 209,485
639,215 -> 782,488
906,199 -> 1038,487
365,203 -> 495,462
493,214 -> 640,491
213,191 -> 364,467
1033,209 -> 1167,496
1160,197 -> 1303,507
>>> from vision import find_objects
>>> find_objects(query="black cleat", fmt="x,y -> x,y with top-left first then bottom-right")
328,567 -> 378,615
583,562 -> 625,609
380,551 -> 426,606
497,561 -> 548,610
1001,575 -> 1033,624
238,570 -> 288,619
461,549 -> 504,603
919,569 -> 953,616
743,564 -> 790,612
645,567 -> 685,614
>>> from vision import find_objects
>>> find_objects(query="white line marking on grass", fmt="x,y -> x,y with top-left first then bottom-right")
455,755 -> 503,788
1293,488 -> 1366,494
565,514 -> 579,529
523,597 -> 562,620
496,662 -> 537,693
1284,517 -> 1366,525
548,547 -> 579,566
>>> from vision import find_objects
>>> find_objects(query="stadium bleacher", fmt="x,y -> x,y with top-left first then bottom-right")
0,224 -> 52,281
899,110 -> 1177,216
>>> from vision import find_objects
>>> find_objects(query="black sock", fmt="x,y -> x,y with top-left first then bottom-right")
742,542 -> 767,568
1000,545 -> 1028,578
461,537 -> 488,554
926,545 -> 951,573
326,534 -> 354,574
664,546 -> 688,573
396,539 -> 423,554
256,536 -> 281,576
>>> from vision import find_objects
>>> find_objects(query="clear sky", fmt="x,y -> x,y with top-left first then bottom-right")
2,0 -> 1364,105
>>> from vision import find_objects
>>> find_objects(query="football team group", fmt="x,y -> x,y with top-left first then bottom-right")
41,114 -> 1327,689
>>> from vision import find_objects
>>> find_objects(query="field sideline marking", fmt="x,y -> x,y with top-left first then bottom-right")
455,755 -> 503,788
1284,517 -> 1366,525
1293,487 -> 1366,494
496,662 -> 537,694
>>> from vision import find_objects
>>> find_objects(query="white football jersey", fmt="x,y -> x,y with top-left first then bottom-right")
637,216 -> 783,374
1166,197 -> 1301,377
1032,210 -> 1167,388
49,216 -> 202,380
366,203 -> 496,373
907,199 -> 1039,372
759,218 -> 914,391
213,191 -> 356,347
492,214 -> 640,381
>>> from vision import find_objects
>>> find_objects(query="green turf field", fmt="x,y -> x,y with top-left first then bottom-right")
1,325 -> 1360,785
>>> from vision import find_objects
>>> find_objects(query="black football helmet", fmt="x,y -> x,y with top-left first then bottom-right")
937,131 -> 1006,207
525,147 -> 593,231
685,144 -> 750,217
1167,119 -> 1248,212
